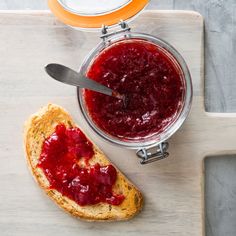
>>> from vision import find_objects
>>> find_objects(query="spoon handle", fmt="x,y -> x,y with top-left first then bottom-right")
78,75 -> 113,96
45,63 -> 113,96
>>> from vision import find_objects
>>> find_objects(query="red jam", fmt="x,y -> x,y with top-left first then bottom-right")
38,124 -> 124,206
84,39 -> 185,140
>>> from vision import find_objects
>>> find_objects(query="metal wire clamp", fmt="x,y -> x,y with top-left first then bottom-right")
136,142 -> 169,164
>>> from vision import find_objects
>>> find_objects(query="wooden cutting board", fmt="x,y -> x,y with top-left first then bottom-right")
1,10 -> 236,236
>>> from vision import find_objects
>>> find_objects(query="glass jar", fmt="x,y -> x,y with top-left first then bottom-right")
77,25 -> 192,164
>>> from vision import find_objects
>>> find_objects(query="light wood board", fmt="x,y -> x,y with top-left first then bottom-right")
0,10 -> 235,236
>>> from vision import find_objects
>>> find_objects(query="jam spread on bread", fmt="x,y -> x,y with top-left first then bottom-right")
85,39 -> 185,140
38,124 -> 124,206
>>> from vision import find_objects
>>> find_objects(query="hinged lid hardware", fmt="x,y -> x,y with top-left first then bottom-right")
101,20 -> 131,41
136,142 -> 169,164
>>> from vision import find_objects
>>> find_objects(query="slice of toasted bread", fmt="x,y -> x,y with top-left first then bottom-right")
24,104 -> 143,221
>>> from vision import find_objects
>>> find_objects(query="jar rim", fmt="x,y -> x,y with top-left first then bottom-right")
77,32 -> 192,149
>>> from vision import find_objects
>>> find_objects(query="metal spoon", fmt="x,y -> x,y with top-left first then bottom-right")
45,63 -> 126,101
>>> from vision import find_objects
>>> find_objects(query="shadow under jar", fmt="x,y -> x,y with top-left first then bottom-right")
78,31 -> 192,164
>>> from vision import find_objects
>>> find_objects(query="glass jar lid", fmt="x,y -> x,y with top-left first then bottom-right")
48,0 -> 149,29
57,0 -> 132,16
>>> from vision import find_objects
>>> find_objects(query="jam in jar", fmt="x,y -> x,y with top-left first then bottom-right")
84,38 -> 185,141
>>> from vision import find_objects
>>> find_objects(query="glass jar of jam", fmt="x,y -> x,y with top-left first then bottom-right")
48,1 -> 192,164
77,27 -> 192,164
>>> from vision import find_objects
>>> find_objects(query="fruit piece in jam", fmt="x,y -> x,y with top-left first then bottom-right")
84,39 -> 185,140
38,124 -> 124,206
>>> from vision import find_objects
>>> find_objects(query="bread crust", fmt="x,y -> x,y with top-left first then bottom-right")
24,104 -> 143,221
